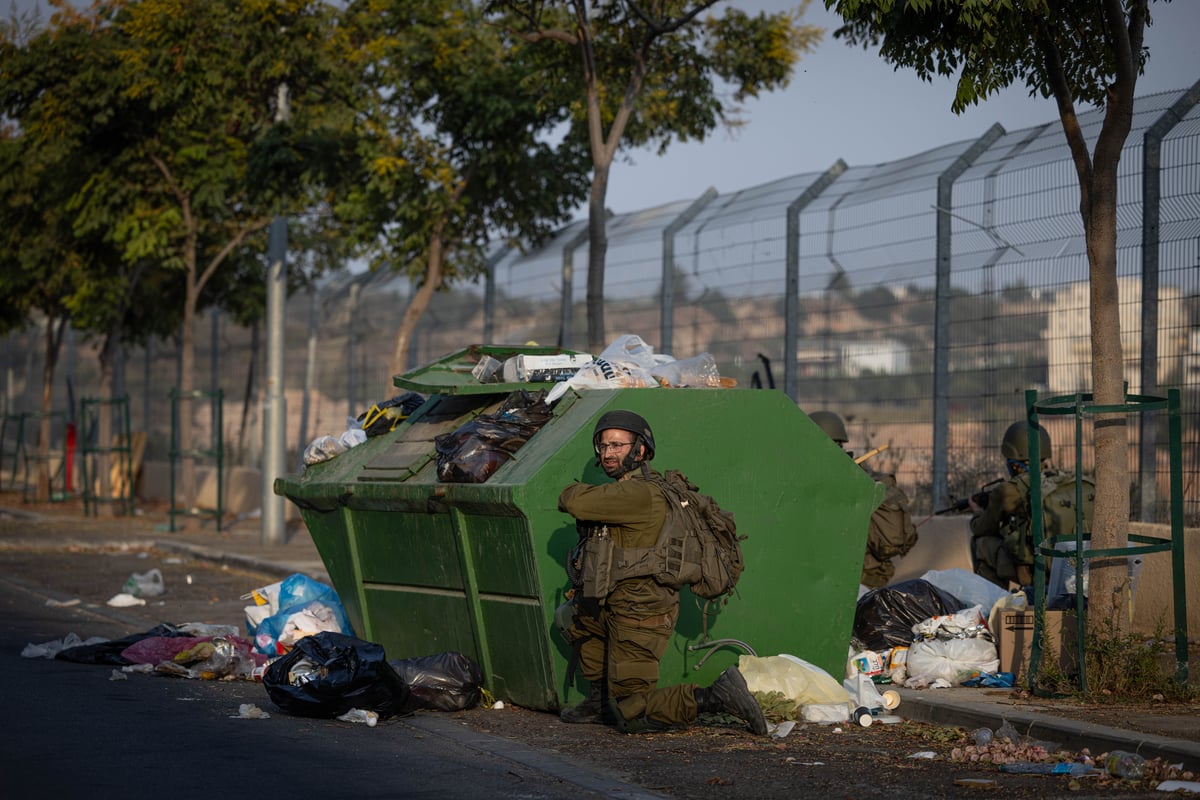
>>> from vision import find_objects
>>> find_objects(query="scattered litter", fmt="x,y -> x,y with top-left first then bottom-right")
1157,781 -> 1200,794
907,751 -> 938,759
955,778 -> 998,788
960,671 -> 1014,688
22,632 -> 108,659
45,598 -> 81,608
770,720 -> 797,739
784,758 -> 825,766
874,715 -> 904,724
122,664 -> 155,674
493,701 -> 505,710
121,568 -> 164,598
337,708 -> 378,727
176,623 -> 240,638
232,704 -> 271,720
831,726 -> 843,734
1000,762 -> 1093,776
109,669 -> 128,681
164,557 -> 185,565
801,703 -> 850,723
106,593 -> 146,607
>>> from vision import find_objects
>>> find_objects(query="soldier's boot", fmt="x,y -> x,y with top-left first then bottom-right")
694,666 -> 768,736
559,683 -> 604,724
607,698 -> 671,734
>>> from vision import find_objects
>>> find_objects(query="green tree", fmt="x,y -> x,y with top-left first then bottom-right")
0,3 -> 127,501
63,0 -> 343,513
492,0 -> 820,352
336,0 -> 591,381
828,0 -> 1161,634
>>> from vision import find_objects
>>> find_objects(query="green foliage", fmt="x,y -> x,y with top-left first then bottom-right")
335,0 -> 590,284
826,0 -> 1160,114
1038,616 -> 1197,702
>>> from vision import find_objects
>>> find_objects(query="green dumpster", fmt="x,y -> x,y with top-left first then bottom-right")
275,345 -> 881,711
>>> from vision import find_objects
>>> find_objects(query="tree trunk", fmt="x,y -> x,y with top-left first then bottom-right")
35,315 -> 65,503
585,163 -> 610,354
391,230 -> 447,380
95,330 -> 115,517
1084,144 -> 1133,636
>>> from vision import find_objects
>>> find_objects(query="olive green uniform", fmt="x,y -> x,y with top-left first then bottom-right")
860,471 -> 918,589
559,470 -> 699,728
970,473 -> 1035,588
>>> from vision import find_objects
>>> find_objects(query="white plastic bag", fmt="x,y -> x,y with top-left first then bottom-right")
122,568 -> 165,598
906,637 -> 999,683
920,568 -> 1008,615
739,653 -> 850,709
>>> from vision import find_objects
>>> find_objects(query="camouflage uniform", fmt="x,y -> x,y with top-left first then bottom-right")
970,472 -> 1037,589
559,470 -> 700,728
860,471 -> 919,589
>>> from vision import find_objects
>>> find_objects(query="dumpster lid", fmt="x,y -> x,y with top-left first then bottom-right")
394,345 -> 590,395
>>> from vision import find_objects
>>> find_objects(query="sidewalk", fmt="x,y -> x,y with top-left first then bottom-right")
4,500 -> 1198,773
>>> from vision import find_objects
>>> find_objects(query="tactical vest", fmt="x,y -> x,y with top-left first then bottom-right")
1000,470 -> 1095,565
572,469 -> 745,602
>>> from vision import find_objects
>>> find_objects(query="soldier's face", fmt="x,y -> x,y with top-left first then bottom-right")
596,432 -> 637,477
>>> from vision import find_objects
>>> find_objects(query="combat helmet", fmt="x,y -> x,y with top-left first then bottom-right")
1001,420 -> 1051,463
809,410 -> 848,444
593,409 -> 655,461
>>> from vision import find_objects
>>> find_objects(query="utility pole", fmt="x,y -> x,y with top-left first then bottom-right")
261,82 -> 289,546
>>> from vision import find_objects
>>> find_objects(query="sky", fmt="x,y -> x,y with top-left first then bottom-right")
9,0 -> 1200,217
602,0 -> 1200,214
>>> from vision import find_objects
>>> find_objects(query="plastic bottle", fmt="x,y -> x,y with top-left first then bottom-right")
1104,750 -> 1146,779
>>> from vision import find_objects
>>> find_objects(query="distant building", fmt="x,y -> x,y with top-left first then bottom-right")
796,338 -> 911,377
1045,277 -> 1186,394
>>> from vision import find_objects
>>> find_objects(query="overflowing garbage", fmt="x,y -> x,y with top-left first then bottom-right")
298,335 -> 736,470
21,568 -> 487,726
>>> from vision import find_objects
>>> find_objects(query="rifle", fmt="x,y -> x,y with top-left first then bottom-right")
853,443 -> 889,465
935,477 -> 1005,515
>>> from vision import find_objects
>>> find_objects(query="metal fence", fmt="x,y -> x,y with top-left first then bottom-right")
3,83 -> 1198,522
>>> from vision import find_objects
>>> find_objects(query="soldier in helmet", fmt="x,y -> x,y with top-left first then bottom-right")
809,411 -> 919,589
968,421 -> 1053,589
556,409 -> 767,735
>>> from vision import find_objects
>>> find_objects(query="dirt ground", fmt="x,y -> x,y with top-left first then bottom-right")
444,700 -> 1197,799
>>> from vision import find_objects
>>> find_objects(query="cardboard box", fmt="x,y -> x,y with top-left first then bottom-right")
990,608 -> 1080,682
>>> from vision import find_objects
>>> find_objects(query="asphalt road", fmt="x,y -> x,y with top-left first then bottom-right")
0,548 -> 655,800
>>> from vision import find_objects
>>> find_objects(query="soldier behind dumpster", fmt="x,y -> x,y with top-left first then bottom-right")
556,409 -> 768,735
968,420 -> 1053,590
809,411 -> 918,589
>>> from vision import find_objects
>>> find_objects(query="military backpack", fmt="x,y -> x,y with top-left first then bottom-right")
1001,470 -> 1096,565
576,468 -> 746,602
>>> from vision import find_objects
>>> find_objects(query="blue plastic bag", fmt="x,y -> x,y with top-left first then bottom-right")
245,573 -> 354,656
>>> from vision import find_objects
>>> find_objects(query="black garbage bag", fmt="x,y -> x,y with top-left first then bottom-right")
435,389 -> 553,483
389,652 -> 484,712
852,579 -> 967,652
56,623 -> 192,666
263,632 -> 413,719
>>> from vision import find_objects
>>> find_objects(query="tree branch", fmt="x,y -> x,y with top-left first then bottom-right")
1036,17 -> 1092,208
